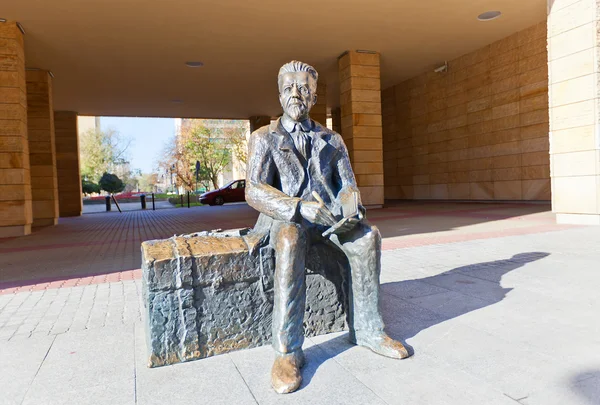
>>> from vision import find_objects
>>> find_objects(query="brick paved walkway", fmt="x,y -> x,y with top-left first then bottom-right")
0,201 -> 575,342
1,202 -> 599,404
0,202 -> 568,293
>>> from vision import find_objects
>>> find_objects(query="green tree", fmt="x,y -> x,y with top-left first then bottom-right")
81,180 -> 100,195
185,123 -> 232,190
99,172 -> 125,194
79,128 -> 132,182
137,172 -> 158,192
156,119 -> 249,192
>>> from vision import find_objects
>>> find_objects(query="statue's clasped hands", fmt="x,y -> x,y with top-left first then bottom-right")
299,191 -> 362,235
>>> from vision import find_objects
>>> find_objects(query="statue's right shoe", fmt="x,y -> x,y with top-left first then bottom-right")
271,351 -> 304,394
350,331 -> 411,359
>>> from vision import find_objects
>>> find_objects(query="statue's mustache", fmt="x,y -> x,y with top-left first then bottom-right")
287,97 -> 305,108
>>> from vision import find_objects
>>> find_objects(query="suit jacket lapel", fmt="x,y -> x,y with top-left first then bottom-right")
311,123 -> 339,166
271,118 -> 305,196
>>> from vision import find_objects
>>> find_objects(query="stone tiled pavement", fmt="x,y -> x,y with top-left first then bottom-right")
1,202 -> 599,404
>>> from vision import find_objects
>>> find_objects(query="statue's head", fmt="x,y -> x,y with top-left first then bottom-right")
278,60 -> 318,122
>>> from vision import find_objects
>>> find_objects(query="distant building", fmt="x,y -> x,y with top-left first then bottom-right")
77,116 -> 101,136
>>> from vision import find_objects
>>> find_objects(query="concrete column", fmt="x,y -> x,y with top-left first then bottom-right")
249,115 -> 271,133
55,111 -> 82,217
331,107 -> 342,135
548,0 -> 600,224
0,21 -> 32,237
311,83 -> 327,127
338,50 -> 384,207
26,70 -> 58,227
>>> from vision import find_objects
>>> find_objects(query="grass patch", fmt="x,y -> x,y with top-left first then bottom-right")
173,202 -> 205,208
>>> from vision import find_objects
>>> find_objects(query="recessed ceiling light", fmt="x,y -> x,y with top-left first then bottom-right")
0,18 -> 7,23
185,61 -> 204,68
478,11 -> 502,21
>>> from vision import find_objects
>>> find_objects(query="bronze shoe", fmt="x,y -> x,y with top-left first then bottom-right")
351,331 -> 411,359
271,351 -> 305,394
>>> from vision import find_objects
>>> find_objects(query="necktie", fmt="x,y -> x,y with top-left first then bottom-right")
293,126 -> 310,160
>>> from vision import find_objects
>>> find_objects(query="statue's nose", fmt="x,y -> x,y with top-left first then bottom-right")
290,85 -> 301,97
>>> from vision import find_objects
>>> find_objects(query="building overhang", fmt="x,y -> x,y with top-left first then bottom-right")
3,0 -> 546,118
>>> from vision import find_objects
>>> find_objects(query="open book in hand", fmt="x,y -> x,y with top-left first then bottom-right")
321,191 -> 360,238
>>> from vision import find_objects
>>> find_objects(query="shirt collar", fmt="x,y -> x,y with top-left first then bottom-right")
281,114 -> 313,134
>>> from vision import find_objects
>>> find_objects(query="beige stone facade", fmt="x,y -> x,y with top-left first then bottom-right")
0,22 -> 32,237
382,22 -> 550,202
55,111 -> 82,217
2,3 -> 600,233
339,51 -> 384,207
311,83 -> 327,128
548,0 -> 600,225
27,70 -> 59,227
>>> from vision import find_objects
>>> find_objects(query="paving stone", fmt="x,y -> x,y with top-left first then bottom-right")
380,279 -> 449,299
21,324 -> 135,405
404,290 -> 495,320
310,332 -> 518,405
520,375 -> 600,405
229,335 -> 387,405
134,326 -> 257,405
0,335 -> 55,405
1,203 -> 600,404
416,322 -> 577,400
22,379 -> 135,405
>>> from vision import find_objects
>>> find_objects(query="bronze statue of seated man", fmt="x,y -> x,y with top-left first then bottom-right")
246,60 -> 410,394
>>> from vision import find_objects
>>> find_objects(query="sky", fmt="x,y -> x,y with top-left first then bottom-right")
100,117 -> 176,174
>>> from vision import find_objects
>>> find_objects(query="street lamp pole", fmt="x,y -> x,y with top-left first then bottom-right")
170,164 -> 176,193
195,160 -> 200,194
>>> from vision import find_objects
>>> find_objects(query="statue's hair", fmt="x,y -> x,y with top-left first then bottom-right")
278,60 -> 318,91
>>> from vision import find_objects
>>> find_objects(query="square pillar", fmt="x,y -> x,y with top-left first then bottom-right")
249,116 -> 271,133
55,111 -> 82,217
26,70 -> 59,227
0,21 -> 32,237
311,83 -> 327,127
548,0 -> 600,224
338,50 -> 384,207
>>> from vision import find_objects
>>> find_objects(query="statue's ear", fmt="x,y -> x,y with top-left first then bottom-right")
313,94 -> 318,104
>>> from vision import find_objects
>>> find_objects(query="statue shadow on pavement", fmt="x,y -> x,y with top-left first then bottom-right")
300,251 -> 550,389
571,369 -> 600,404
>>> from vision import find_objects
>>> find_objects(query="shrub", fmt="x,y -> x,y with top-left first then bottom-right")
99,172 -> 125,194
82,180 -> 101,195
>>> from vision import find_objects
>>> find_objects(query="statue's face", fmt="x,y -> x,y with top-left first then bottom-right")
279,71 -> 317,122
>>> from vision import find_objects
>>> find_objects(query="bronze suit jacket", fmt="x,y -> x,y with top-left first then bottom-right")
246,117 -> 363,241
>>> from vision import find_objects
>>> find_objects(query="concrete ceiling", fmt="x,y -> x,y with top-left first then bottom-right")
3,0 -> 546,119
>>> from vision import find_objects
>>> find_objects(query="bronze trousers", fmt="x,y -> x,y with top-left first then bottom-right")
270,219 -> 386,355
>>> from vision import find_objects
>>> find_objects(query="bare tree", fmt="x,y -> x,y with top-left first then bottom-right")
157,119 -> 249,192
79,128 -> 132,182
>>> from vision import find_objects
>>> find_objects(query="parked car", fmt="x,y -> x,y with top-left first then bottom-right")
199,179 -> 246,206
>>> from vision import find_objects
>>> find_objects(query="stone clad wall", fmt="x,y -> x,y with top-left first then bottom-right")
311,83 -> 327,128
339,51 -> 384,206
26,70 -> 59,226
141,230 -> 348,368
383,22 -> 550,201
0,22 -> 32,237
54,111 -> 82,217
547,0 -> 600,224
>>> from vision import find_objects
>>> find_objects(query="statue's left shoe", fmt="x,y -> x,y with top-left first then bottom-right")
350,331 -> 411,359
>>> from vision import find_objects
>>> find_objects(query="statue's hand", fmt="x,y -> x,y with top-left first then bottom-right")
299,201 -> 337,226
334,216 -> 361,234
